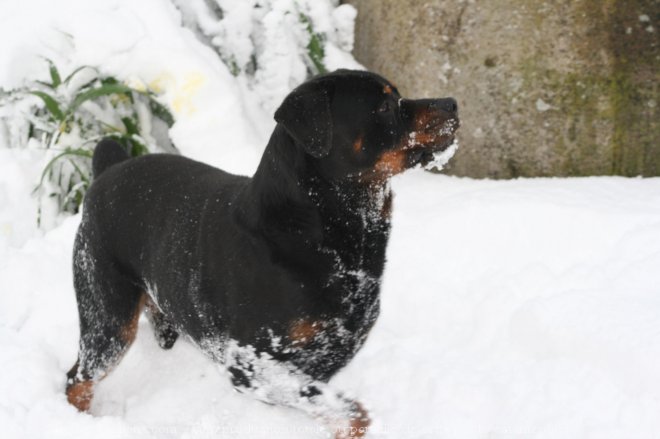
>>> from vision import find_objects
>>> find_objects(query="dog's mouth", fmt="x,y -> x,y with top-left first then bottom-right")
412,140 -> 450,164
406,118 -> 460,168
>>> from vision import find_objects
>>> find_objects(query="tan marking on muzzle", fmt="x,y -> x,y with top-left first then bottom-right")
399,105 -> 457,151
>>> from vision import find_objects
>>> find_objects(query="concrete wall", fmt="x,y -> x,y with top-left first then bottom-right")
344,0 -> 659,178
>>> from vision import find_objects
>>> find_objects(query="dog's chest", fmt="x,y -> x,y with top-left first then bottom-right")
280,289 -> 380,379
266,251 -> 383,379
281,195 -> 390,376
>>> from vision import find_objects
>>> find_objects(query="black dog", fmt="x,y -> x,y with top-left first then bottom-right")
66,69 -> 458,437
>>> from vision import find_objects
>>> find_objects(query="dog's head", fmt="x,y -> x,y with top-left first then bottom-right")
274,69 -> 459,182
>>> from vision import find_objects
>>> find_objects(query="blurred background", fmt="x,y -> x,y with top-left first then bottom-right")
344,0 -> 659,178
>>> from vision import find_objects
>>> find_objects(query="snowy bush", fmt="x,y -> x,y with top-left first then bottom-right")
0,0 -> 358,223
0,61 -> 175,219
171,0 -> 358,112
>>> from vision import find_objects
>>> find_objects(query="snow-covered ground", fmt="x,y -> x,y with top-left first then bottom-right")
2,1 -> 660,438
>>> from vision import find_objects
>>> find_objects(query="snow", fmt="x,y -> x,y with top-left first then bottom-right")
2,1 -> 660,438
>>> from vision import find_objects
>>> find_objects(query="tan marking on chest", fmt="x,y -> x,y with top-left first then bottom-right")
353,135 -> 364,153
289,319 -> 324,347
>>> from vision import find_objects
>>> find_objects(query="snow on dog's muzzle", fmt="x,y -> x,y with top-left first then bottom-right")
400,97 -> 460,170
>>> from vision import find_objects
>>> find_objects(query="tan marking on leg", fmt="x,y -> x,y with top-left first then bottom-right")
346,402 -> 371,438
120,293 -> 147,344
66,379 -> 94,412
66,294 -> 147,412
289,318 -> 324,348
328,400 -> 371,439
381,191 -> 393,220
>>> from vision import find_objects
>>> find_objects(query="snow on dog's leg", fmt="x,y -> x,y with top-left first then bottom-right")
66,229 -> 146,412
225,342 -> 371,438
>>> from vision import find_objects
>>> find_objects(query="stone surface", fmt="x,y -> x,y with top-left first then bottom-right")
344,0 -> 659,178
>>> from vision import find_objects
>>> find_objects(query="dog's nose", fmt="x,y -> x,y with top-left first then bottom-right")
430,98 -> 458,114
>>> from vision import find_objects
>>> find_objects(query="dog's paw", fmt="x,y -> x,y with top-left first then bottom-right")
325,399 -> 371,439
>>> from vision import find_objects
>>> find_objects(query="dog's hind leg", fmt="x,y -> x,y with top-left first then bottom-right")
66,231 -> 146,412
144,295 -> 179,350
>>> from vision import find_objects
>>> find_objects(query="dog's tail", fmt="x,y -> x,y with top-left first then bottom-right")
92,138 -> 130,178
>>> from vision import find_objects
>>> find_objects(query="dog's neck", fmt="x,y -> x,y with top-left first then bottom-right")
241,125 -> 320,237
240,125 -> 392,275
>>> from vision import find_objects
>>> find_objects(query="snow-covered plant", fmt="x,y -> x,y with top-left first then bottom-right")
0,61 -> 175,220
172,0 -> 357,111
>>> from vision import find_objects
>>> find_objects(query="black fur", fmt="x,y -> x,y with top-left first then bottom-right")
67,69 -> 459,426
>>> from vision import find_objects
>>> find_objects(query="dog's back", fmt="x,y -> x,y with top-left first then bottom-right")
84,146 -> 248,266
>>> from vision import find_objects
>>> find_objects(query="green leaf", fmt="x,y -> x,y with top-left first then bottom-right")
67,158 -> 90,184
63,65 -> 95,85
121,116 -> 140,136
299,13 -> 327,74
48,60 -> 62,88
69,83 -> 134,113
147,96 -> 174,127
35,80 -> 54,89
29,91 -> 65,122
36,148 -> 93,191
27,60 -> 177,218
128,137 -> 148,157
98,120 -> 123,134
62,179 -> 88,214
307,33 -> 327,74
101,77 -> 119,85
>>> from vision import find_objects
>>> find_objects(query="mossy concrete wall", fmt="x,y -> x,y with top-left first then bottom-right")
344,0 -> 659,178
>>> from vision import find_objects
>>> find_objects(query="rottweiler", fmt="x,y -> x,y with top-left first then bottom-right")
65,69 -> 459,438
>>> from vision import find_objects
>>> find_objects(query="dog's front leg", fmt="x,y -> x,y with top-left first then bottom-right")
225,344 -> 370,438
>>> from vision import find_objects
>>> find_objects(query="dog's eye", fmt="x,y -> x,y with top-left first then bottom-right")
378,100 -> 392,113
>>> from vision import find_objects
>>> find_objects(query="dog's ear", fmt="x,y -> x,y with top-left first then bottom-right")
274,81 -> 333,159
